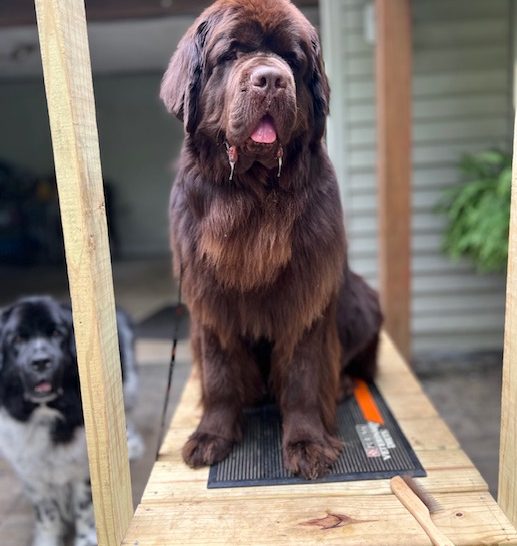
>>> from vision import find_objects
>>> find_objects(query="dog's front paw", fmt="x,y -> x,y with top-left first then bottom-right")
182,431 -> 234,468
283,435 -> 343,480
73,531 -> 97,546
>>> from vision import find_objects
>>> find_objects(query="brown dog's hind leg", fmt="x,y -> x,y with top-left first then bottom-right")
338,334 -> 380,401
336,270 -> 383,400
182,326 -> 262,468
345,334 -> 379,383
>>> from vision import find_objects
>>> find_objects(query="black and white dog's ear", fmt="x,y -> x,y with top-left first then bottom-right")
0,309 -> 5,371
60,302 -> 77,359
0,306 -> 13,372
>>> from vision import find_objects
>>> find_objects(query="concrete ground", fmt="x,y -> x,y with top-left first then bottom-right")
414,351 -> 502,497
0,259 -> 504,544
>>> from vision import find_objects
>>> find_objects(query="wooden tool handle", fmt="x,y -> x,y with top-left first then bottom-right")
390,476 -> 455,546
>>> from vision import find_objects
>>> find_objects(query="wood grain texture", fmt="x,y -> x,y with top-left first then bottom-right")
123,333 -> 517,544
390,476 -> 454,546
499,110 -> 517,526
375,0 -> 412,359
34,0 -> 133,544
141,444 -> 487,504
2,0 -> 317,26
124,493 -> 517,545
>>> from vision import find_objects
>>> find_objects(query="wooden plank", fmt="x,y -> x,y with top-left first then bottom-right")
33,1 -> 133,544
2,0 -> 318,26
140,447 -> 486,504
499,110 -> 517,525
375,0 -> 412,359
123,492 -> 517,545
347,68 -> 509,103
349,138 -> 509,171
350,94 -> 509,126
414,19 -> 508,48
124,494 -> 430,545
413,0 -> 508,23
347,47 -> 508,80
126,330 -> 517,544
349,116 -> 507,148
142,334 -> 480,506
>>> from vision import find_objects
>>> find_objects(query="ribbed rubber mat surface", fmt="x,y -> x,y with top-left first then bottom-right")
208,381 -> 425,488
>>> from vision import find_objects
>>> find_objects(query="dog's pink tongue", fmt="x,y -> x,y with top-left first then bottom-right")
34,381 -> 52,394
251,117 -> 277,144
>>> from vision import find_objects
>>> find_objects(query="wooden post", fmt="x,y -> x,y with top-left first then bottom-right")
375,0 -> 412,360
34,1 -> 133,544
498,110 -> 517,525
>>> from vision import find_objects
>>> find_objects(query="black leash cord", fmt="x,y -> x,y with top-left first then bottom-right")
155,269 -> 183,460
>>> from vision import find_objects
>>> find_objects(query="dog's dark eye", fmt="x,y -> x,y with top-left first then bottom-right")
284,54 -> 301,71
51,329 -> 62,339
218,42 -> 255,65
219,50 -> 238,64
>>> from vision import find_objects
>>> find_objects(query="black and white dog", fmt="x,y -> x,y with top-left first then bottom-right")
0,296 -> 143,546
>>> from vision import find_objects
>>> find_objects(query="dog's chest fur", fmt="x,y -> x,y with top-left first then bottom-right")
0,405 -> 88,489
198,188 -> 300,290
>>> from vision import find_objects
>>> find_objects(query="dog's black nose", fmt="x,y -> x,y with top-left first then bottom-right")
251,66 -> 288,92
31,358 -> 51,372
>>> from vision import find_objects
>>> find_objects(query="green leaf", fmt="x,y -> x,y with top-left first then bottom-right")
438,149 -> 512,273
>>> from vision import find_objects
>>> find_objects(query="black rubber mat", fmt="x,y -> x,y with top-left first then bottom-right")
208,380 -> 426,488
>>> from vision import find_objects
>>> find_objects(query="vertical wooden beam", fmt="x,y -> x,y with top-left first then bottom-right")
499,109 -> 517,526
375,0 -> 412,359
34,1 -> 133,544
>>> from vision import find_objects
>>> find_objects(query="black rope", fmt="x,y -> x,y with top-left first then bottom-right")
155,267 -> 183,459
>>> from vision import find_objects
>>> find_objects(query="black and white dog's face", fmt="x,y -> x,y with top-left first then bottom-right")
0,297 -> 76,405
0,298 -> 141,546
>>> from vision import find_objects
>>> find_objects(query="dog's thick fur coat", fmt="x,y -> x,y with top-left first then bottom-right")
161,0 -> 382,479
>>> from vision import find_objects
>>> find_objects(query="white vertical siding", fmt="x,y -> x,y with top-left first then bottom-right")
321,0 -> 512,353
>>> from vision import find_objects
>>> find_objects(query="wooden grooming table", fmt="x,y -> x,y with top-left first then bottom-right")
33,1 -> 517,544
123,335 -> 517,545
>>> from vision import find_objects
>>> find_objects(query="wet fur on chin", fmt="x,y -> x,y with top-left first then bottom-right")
161,0 -> 383,480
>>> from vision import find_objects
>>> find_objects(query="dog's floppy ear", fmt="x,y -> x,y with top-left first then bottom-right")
160,18 -> 211,134
308,33 -> 330,142
0,306 -> 13,372
60,302 -> 77,359
0,309 -> 6,371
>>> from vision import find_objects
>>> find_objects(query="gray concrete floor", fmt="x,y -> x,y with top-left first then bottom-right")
414,352 -> 502,496
0,259 -> 504,543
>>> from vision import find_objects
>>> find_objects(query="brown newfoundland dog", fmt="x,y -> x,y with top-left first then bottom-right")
160,0 -> 382,479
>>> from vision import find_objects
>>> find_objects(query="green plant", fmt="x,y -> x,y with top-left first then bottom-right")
439,150 -> 512,273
